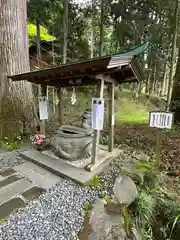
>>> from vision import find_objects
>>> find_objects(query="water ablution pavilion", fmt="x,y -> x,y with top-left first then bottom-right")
8,42 -> 148,185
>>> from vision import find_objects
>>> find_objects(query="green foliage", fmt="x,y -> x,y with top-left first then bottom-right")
121,205 -> 132,235
163,200 -> 180,224
0,136 -> 22,150
130,192 -> 155,227
28,0 -> 63,26
140,226 -> 153,240
83,203 -> 90,216
0,218 -> 6,225
153,197 -> 180,240
120,158 -> 157,189
170,214 -> 180,240
28,23 -> 56,43
88,176 -> 103,189
103,194 -> 111,204
115,97 -> 149,125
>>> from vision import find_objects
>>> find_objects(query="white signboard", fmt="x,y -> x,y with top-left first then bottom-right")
149,111 -> 173,129
92,98 -> 104,130
38,97 -> 48,120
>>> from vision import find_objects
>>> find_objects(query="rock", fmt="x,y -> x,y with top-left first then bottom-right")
113,175 -> 139,206
133,151 -> 150,162
88,199 -> 124,240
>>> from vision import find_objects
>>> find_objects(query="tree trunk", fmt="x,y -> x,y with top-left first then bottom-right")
170,47 -> 180,122
0,0 -> 37,138
145,69 -> 152,96
63,0 -> 68,64
152,63 -> 157,94
145,47 -> 152,96
134,82 -> 142,99
160,62 -> 169,97
90,0 -> 95,58
99,0 -> 104,56
166,0 -> 179,110
58,0 -> 68,125
149,63 -> 157,95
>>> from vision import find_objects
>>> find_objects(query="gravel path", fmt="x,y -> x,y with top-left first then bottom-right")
0,150 -> 25,173
0,146 -> 135,240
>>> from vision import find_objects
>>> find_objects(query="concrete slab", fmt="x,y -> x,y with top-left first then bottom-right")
20,149 -> 121,185
1,168 -> 17,177
0,176 -> 4,181
0,175 -> 23,189
0,197 -> 26,219
0,178 -> 33,204
14,162 -> 62,189
22,186 -> 45,201
23,162 -> 62,182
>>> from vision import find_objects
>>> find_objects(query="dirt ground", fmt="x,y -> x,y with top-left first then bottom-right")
114,124 -> 180,173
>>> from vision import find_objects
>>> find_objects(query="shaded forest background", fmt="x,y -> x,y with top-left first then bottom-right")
27,0 -> 180,118
0,0 -> 180,140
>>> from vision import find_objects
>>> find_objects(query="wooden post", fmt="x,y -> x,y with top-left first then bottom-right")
36,18 -> 42,97
40,85 -> 47,135
91,79 -> 104,166
155,129 -> 162,169
108,83 -> 115,152
57,88 -> 63,125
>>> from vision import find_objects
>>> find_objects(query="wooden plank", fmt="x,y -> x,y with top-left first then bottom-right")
108,83 -> 115,152
96,74 -> 119,84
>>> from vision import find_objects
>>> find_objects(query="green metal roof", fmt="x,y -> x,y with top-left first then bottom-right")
8,41 -> 149,87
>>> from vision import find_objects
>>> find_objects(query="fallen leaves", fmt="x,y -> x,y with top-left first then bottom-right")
115,124 -> 180,172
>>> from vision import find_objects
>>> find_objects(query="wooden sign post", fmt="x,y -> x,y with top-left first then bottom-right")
149,111 -> 173,169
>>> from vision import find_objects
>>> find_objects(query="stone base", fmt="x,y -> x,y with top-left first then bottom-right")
20,147 -> 122,185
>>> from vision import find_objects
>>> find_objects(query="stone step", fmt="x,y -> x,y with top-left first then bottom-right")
0,178 -> 33,204
0,197 -> 26,219
14,162 -> 61,189
22,186 -> 44,201
20,149 -> 120,185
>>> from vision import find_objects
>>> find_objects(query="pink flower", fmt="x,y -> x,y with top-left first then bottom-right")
35,133 -> 45,145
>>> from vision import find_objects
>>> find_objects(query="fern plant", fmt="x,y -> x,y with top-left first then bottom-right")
130,192 -> 155,227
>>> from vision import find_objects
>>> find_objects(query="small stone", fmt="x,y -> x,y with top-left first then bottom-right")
113,175 -> 139,206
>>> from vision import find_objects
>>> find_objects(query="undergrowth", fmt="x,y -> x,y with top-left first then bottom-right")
88,175 -> 104,189
119,153 -> 180,240
0,136 -> 22,150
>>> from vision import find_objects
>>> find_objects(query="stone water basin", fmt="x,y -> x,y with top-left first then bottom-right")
50,125 -> 93,161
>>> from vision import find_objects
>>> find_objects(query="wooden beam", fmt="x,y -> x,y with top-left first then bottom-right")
95,74 -> 119,84
108,83 -> 115,152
